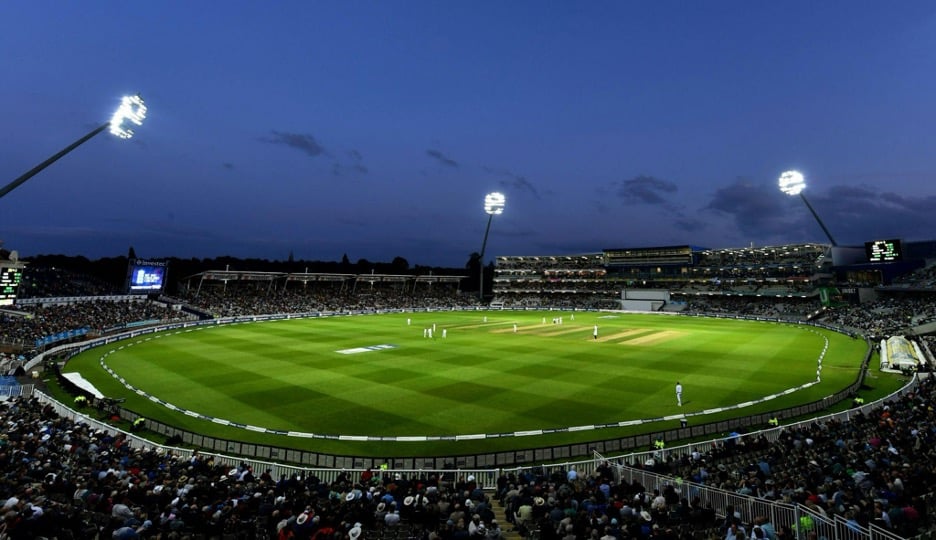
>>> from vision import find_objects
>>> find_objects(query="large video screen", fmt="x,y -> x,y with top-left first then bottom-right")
0,266 -> 23,306
127,260 -> 168,293
865,239 -> 903,263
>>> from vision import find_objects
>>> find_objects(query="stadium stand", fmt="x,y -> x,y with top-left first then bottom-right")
491,244 -> 828,312
1,374 -> 932,539
4,256 -> 936,538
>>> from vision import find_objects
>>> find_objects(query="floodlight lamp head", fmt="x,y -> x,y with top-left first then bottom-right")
484,192 -> 506,215
109,94 -> 147,139
778,170 -> 806,196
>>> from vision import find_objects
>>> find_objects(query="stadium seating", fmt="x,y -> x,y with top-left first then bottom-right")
2,261 -> 936,539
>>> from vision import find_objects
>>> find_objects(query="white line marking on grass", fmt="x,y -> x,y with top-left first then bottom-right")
336,344 -> 398,354
92,311 -> 836,443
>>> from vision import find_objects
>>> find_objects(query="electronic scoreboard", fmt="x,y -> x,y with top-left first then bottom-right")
864,239 -> 903,263
0,266 -> 23,306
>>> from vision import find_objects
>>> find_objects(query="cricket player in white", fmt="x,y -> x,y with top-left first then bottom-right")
676,382 -> 683,406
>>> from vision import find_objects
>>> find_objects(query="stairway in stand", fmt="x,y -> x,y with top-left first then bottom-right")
491,497 -> 522,540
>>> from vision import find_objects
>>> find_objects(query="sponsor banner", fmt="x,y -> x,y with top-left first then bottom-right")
35,327 -> 90,348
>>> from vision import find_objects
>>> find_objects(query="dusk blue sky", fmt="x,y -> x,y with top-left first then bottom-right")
2,2 -> 936,267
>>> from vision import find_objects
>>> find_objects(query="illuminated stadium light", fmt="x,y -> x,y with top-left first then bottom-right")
0,93 -> 147,200
778,170 -> 806,196
479,192 -> 507,301
484,191 -> 506,215
109,94 -> 147,139
777,170 -> 837,246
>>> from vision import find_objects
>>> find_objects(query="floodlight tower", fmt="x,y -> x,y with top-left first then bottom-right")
478,192 -> 506,302
0,95 -> 147,200
778,170 -> 837,246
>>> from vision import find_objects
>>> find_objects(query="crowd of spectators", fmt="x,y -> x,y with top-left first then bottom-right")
889,264 -> 936,290
682,297 -> 819,320
816,296 -> 936,339
177,282 -> 476,319
4,262 -> 936,538
3,372 -> 934,539
487,377 -> 936,540
1,301 -> 190,355
0,395 -> 507,539
651,374 -> 936,538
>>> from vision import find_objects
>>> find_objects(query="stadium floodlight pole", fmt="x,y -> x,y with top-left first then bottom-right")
778,170 -> 838,246
478,192 -> 506,302
0,94 -> 147,200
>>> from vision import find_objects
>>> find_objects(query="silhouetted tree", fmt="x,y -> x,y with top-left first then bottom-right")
390,256 -> 409,274
356,258 -> 372,274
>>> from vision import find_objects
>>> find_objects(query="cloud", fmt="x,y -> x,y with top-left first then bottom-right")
331,150 -> 369,177
704,177 -> 801,238
483,166 -> 540,199
426,149 -> 458,168
674,218 -> 706,232
614,175 -> 678,206
809,184 -> 936,242
348,149 -> 368,174
261,131 -> 326,157
702,177 -> 936,245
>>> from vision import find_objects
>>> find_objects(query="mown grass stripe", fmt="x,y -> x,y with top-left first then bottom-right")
65,311 -> 869,455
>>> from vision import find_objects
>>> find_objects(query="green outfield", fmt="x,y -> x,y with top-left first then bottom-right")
63,311 -> 869,457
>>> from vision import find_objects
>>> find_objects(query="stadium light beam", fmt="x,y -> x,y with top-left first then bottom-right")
0,94 -> 147,200
778,170 -> 837,246
478,192 -> 506,302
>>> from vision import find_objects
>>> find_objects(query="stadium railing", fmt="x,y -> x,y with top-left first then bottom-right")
589,391 -> 918,540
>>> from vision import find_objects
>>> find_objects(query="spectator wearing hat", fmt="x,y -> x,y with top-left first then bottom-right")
374,501 -> 388,523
